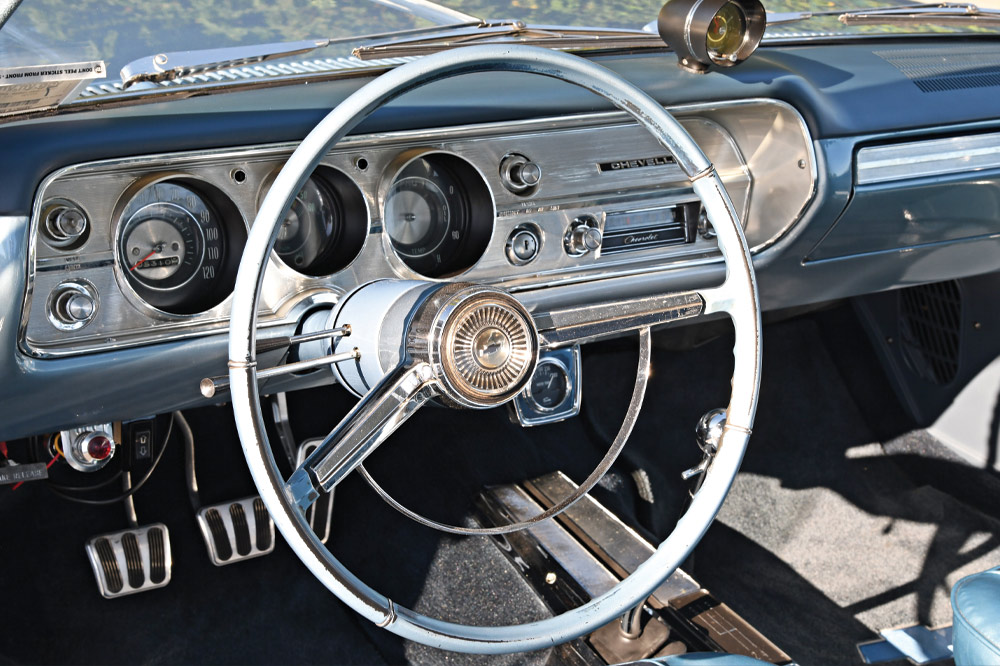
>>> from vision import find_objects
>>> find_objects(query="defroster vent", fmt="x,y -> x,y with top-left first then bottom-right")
876,46 -> 1000,93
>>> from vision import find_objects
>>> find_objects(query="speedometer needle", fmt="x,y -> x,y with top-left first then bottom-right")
130,242 -> 164,271
129,249 -> 157,271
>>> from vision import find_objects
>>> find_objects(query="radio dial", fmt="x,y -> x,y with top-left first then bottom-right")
565,217 -> 603,256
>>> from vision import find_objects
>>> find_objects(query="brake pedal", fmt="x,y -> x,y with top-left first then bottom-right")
84,524 -> 172,598
298,439 -> 335,543
196,496 -> 275,566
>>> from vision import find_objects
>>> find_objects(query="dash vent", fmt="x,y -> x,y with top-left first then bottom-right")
898,280 -> 962,386
876,46 -> 1000,93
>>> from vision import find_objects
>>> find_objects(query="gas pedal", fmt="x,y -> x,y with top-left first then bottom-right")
84,524 -> 172,598
298,439 -> 335,543
196,496 -> 275,566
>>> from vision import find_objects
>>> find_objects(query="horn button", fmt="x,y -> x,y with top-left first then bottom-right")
428,285 -> 538,408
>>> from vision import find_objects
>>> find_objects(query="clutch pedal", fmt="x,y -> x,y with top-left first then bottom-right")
298,438 -> 335,543
84,523 -> 172,598
196,496 -> 275,566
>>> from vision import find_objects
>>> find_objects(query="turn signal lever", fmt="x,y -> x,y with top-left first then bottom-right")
681,408 -> 726,482
199,325 -> 356,398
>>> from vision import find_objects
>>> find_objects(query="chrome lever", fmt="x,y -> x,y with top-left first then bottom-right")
255,325 -> 350,355
680,408 -> 726,482
200,348 -> 360,398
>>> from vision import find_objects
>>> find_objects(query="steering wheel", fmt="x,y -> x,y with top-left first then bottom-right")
228,44 -> 760,654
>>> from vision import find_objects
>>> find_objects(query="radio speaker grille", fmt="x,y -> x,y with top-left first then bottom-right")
898,280 -> 962,386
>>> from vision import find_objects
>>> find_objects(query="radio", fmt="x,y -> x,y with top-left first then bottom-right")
600,201 -> 700,254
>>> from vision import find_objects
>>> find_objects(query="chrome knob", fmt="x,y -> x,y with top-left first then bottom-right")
65,293 -> 95,321
695,408 -> 726,455
682,408 -> 726,482
499,153 -> 541,193
564,217 -> 603,256
41,199 -> 89,248
47,281 -> 98,330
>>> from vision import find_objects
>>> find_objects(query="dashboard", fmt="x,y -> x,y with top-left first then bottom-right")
3,40 -> 1000,440
21,100 -> 813,357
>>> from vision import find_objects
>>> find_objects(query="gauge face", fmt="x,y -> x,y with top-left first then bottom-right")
381,154 -> 493,278
706,1 -> 748,61
120,202 -> 208,290
384,176 -> 451,258
276,178 -> 338,269
116,181 -> 242,315
530,361 -> 570,411
269,168 -> 367,277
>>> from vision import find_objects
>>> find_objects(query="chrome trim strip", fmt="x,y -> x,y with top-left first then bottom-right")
857,131 -> 1000,185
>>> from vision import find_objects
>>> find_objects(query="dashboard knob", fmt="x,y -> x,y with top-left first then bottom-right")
65,293 -> 95,321
41,199 -> 89,249
564,217 -> 603,256
47,281 -> 98,330
499,153 -> 542,193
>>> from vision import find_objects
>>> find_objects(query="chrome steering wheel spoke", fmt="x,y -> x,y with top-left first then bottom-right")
285,361 -> 438,512
533,290 -> 706,349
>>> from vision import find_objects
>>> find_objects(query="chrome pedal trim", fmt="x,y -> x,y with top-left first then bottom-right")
84,523 -> 172,598
297,439 -> 335,543
196,496 -> 275,566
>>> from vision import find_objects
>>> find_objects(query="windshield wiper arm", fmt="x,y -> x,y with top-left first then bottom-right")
119,21 -> 485,90
838,2 -> 1000,25
353,20 -> 663,60
766,2 -> 1000,25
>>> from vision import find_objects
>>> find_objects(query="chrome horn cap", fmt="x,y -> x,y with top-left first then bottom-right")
417,284 -> 538,408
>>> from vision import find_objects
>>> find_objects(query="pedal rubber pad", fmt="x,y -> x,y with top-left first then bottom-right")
298,439 -> 335,543
196,496 -> 275,566
84,523 -> 172,598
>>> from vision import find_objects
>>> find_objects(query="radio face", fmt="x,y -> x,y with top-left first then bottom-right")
601,201 -> 699,254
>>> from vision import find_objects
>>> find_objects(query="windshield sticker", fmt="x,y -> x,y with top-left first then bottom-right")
0,61 -> 105,118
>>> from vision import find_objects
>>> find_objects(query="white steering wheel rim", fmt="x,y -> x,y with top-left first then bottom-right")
228,44 -> 761,654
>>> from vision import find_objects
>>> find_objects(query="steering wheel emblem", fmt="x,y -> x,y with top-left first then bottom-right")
436,289 -> 537,406
473,327 -> 510,369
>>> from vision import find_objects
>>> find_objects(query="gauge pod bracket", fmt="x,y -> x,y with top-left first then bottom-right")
657,0 -> 766,73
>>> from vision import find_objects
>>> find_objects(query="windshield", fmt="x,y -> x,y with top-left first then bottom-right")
2,0 -> 998,86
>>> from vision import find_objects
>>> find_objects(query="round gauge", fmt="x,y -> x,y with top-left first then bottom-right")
384,176 -> 451,258
529,360 -> 570,411
116,181 -> 245,315
382,153 -> 493,278
272,168 -> 367,277
706,1 -> 748,62
120,202 -> 212,290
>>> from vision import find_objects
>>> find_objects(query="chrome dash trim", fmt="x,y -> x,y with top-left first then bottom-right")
857,131 -> 1000,185
21,98 -> 811,358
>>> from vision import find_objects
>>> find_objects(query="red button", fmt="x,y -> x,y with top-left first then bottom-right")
87,435 -> 113,460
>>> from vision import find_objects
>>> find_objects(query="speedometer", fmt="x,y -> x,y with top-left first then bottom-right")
116,180 -> 244,315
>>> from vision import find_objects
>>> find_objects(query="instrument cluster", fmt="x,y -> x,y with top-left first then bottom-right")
21,99 -> 815,357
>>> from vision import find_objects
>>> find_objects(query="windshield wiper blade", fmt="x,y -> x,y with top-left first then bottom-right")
353,20 -> 663,60
838,2 -> 1000,24
766,2 -> 1000,25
